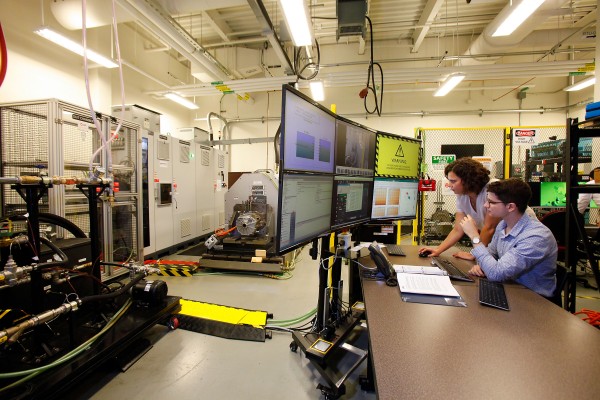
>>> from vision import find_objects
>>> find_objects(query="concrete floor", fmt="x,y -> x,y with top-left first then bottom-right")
62,243 -> 600,400
65,246 -> 377,400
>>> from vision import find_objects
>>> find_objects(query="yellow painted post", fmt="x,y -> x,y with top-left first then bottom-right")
504,127 -> 511,177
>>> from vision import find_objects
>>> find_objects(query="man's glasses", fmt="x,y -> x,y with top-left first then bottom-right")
485,198 -> 505,205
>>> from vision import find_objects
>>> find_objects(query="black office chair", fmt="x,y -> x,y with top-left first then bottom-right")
547,264 -> 572,308
538,210 -> 566,261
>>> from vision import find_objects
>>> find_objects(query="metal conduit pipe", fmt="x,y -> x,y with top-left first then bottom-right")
206,112 -> 233,152
201,102 -> 589,124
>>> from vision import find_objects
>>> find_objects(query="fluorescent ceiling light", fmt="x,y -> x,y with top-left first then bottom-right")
279,0 -> 312,46
310,80 -> 325,101
492,0 -> 545,37
164,93 -> 199,109
34,26 -> 118,68
434,74 -> 465,97
564,76 -> 596,91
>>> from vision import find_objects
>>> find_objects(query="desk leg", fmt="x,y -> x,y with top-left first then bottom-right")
359,345 -> 376,392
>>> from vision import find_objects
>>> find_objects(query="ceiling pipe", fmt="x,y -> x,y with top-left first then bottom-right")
461,0 -> 572,66
116,0 -> 233,81
144,59 -> 592,97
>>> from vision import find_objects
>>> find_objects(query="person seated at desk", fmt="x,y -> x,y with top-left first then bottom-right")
577,167 -> 600,236
459,179 -> 558,298
419,157 -> 501,260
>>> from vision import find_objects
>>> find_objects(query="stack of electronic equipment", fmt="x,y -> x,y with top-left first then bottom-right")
0,175 -> 180,400
529,138 -> 592,160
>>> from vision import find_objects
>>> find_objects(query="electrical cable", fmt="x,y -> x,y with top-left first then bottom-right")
362,16 -> 384,116
294,39 -> 321,81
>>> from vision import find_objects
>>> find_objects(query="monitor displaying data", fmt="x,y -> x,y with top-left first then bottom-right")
277,173 -> 334,254
440,144 -> 485,160
371,178 -> 419,220
280,85 -> 336,173
540,181 -> 566,207
331,176 -> 374,229
334,118 -> 376,176
374,132 -> 421,179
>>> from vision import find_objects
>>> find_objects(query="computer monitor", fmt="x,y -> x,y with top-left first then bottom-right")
371,178 -> 419,220
280,85 -> 336,173
334,117 -> 376,176
526,181 -> 541,207
440,144 -> 485,160
374,132 -> 421,179
540,181 -> 566,207
331,176 -> 374,229
276,173 -> 334,254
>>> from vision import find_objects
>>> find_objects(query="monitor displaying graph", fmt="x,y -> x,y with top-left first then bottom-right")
280,85 -> 336,173
371,178 -> 419,220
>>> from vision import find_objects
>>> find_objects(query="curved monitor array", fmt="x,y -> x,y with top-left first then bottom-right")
276,85 -> 421,254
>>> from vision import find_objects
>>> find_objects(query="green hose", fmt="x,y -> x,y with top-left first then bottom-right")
0,299 -> 133,394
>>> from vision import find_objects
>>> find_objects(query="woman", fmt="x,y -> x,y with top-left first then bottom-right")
419,157 -> 501,260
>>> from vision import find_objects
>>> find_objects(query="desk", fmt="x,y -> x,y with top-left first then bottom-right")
362,245 -> 600,399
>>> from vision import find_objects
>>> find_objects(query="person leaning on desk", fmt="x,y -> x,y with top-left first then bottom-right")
419,157 -> 502,260
459,179 -> 558,298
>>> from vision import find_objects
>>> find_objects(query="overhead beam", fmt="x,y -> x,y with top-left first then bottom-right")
203,10 -> 233,42
411,0 -> 444,53
246,0 -> 295,75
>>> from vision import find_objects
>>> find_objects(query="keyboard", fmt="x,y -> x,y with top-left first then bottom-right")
479,279 -> 510,311
385,244 -> 406,256
431,257 -> 474,282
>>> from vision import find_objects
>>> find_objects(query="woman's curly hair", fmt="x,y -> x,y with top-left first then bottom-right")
444,157 -> 490,194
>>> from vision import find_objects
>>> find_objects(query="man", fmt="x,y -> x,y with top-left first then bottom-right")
460,179 -> 557,298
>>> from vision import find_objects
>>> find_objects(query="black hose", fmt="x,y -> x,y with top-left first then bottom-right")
80,273 -> 145,305
3,212 -> 87,238
38,236 -> 69,265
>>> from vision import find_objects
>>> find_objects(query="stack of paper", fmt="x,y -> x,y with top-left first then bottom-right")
393,264 -> 447,275
395,270 -> 460,298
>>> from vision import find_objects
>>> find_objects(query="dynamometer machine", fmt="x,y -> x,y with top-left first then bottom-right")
201,171 -> 286,271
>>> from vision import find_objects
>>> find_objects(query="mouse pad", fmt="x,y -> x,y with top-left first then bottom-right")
400,292 -> 467,307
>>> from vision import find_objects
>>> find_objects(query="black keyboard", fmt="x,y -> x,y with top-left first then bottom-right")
385,244 -> 406,256
479,279 -> 510,311
431,257 -> 474,282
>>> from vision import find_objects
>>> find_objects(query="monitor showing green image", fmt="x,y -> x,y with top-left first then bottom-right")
540,182 -> 566,207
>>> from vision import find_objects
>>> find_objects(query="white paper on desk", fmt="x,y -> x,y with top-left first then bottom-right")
393,265 -> 447,275
397,273 -> 460,297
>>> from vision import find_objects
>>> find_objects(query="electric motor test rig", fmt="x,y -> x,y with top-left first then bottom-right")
0,173 -> 180,400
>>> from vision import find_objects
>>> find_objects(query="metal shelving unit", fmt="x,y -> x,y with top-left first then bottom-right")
564,117 -> 600,312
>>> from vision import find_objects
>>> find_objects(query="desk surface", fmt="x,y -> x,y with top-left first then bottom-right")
361,245 -> 600,400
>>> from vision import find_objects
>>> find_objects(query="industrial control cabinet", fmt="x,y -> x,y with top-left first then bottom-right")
172,138 -> 197,245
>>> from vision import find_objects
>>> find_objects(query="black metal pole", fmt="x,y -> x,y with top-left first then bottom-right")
78,184 -> 107,295
13,183 -> 47,313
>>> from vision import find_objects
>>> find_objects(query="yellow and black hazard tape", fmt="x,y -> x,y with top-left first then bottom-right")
145,260 -> 200,277
157,265 -> 198,277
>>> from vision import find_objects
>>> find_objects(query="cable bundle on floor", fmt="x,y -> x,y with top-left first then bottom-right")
574,308 -> 600,328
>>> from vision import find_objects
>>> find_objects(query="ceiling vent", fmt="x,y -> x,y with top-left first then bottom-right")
336,0 -> 367,40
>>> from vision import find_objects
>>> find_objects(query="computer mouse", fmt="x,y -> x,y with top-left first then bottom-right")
419,250 -> 432,257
